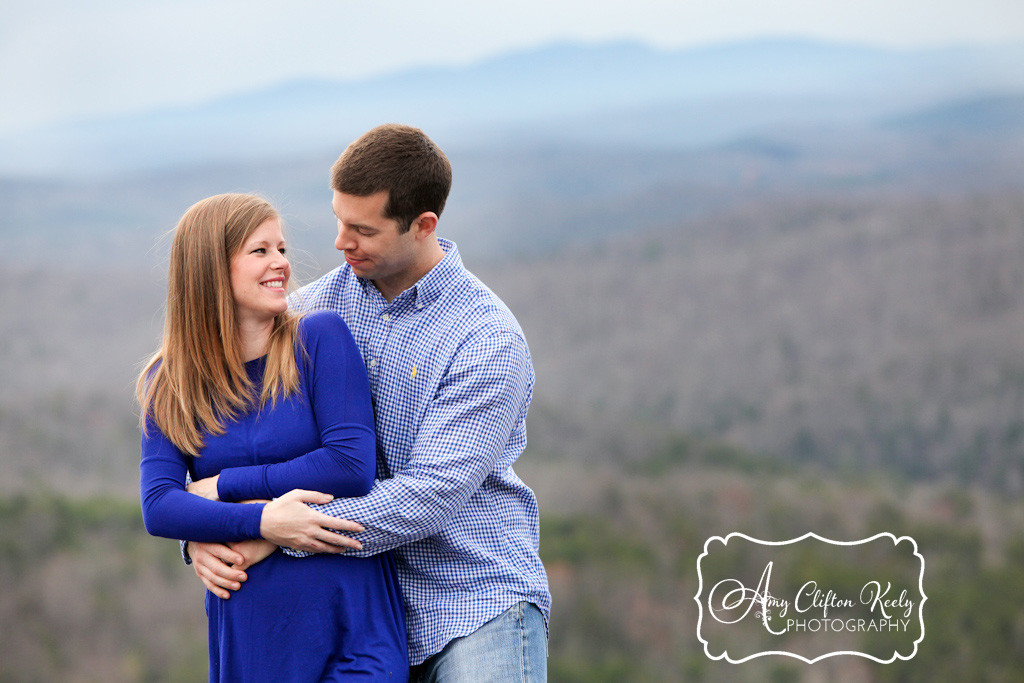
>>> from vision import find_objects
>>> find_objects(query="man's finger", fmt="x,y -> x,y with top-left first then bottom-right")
198,574 -> 232,600
196,562 -> 244,590
205,544 -> 245,567
191,542 -> 247,583
190,541 -> 245,568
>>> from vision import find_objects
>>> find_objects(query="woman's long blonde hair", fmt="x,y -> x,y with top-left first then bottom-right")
136,193 -> 302,456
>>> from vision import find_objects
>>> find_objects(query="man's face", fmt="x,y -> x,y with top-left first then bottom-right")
332,190 -> 419,291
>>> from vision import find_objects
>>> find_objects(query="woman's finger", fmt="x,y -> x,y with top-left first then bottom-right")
314,528 -> 362,551
280,488 -> 334,505
315,513 -> 365,534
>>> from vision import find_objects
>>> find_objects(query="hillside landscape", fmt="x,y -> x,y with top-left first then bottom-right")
2,38 -> 1024,681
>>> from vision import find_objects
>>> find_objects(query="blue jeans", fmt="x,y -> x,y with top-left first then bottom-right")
409,601 -> 547,682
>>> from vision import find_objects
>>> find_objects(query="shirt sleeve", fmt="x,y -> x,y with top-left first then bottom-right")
139,417 -> 265,543
284,328 -> 533,558
215,312 -> 377,502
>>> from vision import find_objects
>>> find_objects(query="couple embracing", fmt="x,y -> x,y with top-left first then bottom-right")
139,124 -> 551,681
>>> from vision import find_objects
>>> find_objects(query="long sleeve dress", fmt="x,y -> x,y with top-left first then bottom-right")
140,311 -> 407,681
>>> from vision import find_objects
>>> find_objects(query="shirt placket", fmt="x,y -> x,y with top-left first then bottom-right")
367,296 -> 406,479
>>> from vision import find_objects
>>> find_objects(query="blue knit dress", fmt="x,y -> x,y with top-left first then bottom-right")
141,311 -> 408,681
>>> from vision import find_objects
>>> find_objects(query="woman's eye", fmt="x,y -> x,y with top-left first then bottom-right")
252,248 -> 266,254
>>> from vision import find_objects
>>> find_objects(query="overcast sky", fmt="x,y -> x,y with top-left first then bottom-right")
2,0 -> 1023,136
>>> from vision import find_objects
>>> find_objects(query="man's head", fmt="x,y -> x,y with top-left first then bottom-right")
330,123 -> 452,233
331,124 -> 451,301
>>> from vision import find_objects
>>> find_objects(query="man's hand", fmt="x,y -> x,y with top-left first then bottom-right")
260,489 -> 365,553
186,474 -> 220,501
229,538 -> 278,572
188,541 -> 246,600
187,540 -> 277,599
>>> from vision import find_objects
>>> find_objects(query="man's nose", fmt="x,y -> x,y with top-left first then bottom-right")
335,225 -> 355,251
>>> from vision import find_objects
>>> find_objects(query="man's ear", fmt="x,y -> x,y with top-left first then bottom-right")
411,212 -> 439,239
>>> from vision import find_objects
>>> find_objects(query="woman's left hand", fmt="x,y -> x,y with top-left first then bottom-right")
187,474 -> 220,501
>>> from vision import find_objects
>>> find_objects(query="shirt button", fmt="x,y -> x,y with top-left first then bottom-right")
416,302 -> 423,309
381,313 -> 390,322
368,359 -> 377,368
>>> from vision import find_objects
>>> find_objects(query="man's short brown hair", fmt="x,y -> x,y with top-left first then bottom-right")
331,123 -> 452,233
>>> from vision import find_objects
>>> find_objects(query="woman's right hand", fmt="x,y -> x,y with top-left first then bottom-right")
259,489 -> 365,553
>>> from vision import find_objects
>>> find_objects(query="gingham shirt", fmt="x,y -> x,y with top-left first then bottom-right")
286,239 -> 551,665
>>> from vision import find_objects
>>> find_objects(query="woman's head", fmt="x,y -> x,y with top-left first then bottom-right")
168,193 -> 285,344
138,193 -> 302,456
230,213 -> 291,327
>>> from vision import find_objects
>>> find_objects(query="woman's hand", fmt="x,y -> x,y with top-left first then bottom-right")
186,474 -> 220,501
259,489 -> 365,553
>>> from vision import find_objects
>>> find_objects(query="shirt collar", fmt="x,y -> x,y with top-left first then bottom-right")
412,239 -> 463,308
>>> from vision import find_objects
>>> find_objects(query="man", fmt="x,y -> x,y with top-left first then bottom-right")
189,124 -> 551,681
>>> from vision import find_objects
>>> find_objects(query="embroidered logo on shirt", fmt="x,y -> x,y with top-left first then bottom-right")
410,365 -> 418,380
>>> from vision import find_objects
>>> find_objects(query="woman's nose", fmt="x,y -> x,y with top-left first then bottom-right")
271,249 -> 289,268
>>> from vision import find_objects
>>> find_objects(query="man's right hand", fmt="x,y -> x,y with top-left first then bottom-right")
260,489 -> 365,554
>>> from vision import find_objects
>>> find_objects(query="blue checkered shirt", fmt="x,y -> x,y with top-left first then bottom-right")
286,239 -> 550,664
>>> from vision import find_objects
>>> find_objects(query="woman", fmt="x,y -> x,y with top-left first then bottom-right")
138,193 -> 407,681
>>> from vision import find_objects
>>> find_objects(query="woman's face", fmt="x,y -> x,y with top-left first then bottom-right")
229,217 -> 290,326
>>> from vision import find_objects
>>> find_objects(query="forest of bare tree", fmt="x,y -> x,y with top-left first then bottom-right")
2,103 -> 1024,680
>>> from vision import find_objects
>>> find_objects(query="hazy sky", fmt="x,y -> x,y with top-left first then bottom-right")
2,0 -> 1023,136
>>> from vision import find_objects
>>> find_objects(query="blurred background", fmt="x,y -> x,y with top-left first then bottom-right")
2,1 -> 1024,680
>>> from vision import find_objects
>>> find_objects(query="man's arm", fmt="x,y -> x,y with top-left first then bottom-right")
184,489 -> 367,596
288,329 -> 533,556
190,329 -> 532,584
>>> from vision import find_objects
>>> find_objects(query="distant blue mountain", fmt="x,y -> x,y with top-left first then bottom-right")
883,93 -> 1024,134
3,38 -> 1024,177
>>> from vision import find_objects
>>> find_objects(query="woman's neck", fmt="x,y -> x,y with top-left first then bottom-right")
237,318 -> 274,362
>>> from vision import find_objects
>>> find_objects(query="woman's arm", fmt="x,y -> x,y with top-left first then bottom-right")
140,419 -> 363,548
213,312 -> 378,502
139,421 -> 265,542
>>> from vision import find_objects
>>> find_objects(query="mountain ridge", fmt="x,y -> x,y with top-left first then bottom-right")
4,37 -> 1024,177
